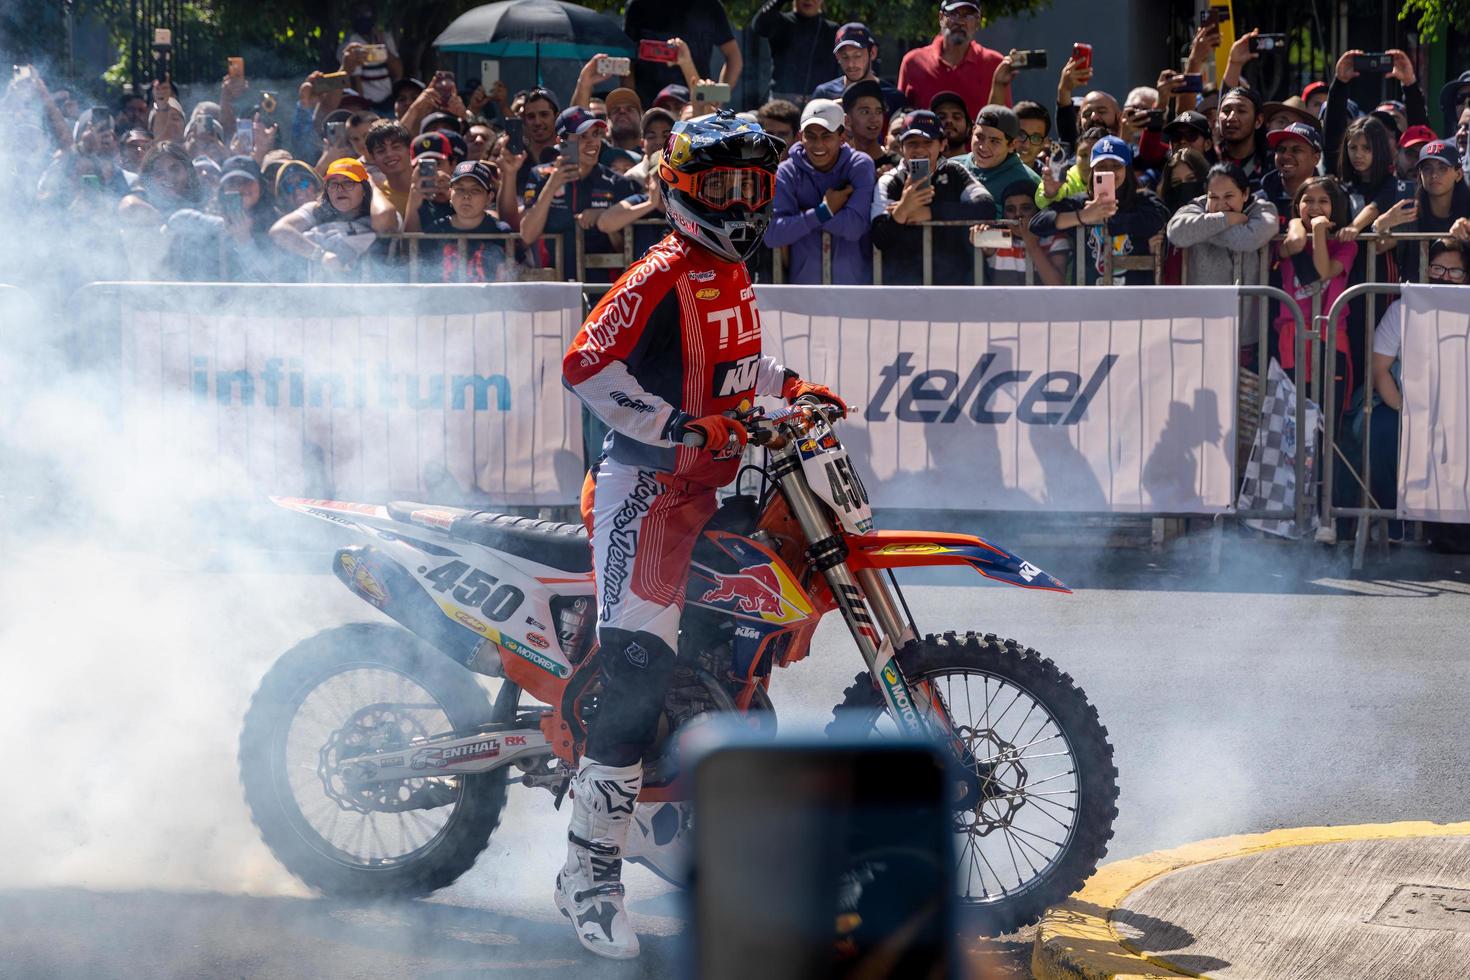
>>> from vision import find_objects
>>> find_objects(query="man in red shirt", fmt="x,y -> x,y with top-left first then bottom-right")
897,0 -> 1010,119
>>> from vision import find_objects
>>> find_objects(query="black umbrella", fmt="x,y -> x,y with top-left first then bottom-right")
435,0 -> 634,81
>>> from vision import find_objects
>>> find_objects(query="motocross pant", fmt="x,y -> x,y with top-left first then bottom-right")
580,459 -> 717,767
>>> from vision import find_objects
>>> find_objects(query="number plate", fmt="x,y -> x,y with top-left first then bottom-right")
796,418 -> 873,534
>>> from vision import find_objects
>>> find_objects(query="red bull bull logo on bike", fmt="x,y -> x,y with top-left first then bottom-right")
693,563 -> 812,625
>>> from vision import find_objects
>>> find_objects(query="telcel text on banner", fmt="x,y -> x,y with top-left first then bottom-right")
756,286 -> 1241,514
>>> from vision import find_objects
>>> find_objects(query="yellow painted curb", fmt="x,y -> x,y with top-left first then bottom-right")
1031,820 -> 1470,980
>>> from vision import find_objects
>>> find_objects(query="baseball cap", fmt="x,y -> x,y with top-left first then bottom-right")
840,78 -> 885,113
123,128 -> 152,145
556,106 -> 608,138
654,84 -> 690,108
800,98 -> 845,133
337,90 -> 374,112
1163,110 -> 1211,142
391,77 -> 425,102
1301,81 -> 1328,103
325,157 -> 370,183
219,155 -> 262,181
1375,100 -> 1407,116
450,160 -> 494,190
605,87 -> 642,116
642,106 -> 676,131
192,155 -> 222,177
1418,140 -> 1461,169
834,22 -> 876,52
1399,125 -> 1437,151
1220,86 -> 1264,115
420,111 -> 465,135
929,90 -> 969,118
413,130 -> 467,164
975,104 -> 1018,141
1090,135 -> 1133,167
1267,122 -> 1323,153
898,109 -> 945,142
940,0 -> 980,10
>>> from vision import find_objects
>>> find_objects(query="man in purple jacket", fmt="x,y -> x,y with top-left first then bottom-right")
764,98 -> 876,283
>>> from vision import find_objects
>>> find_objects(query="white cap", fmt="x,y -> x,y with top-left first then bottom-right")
799,98 -> 845,132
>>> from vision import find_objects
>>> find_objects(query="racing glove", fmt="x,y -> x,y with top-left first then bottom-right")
681,414 -> 749,461
781,371 -> 848,416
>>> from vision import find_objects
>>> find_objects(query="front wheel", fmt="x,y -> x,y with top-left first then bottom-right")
827,631 -> 1118,936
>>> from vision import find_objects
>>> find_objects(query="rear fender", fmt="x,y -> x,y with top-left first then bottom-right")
845,531 -> 1070,593
333,546 -> 483,666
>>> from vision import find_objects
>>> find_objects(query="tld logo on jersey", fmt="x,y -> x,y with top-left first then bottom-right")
707,302 -> 760,349
713,354 -> 760,397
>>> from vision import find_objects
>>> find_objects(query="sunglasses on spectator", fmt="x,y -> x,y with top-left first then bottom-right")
283,178 -> 315,193
1429,264 -> 1467,282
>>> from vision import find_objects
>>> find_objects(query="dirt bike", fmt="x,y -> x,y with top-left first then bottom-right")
239,398 -> 1118,934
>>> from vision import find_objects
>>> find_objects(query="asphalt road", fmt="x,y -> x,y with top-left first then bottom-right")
3,532 -> 1469,978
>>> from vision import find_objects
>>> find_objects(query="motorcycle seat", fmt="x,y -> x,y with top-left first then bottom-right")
454,511 -> 592,573
387,501 -> 592,573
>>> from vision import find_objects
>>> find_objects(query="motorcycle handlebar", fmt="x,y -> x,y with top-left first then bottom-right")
680,398 -> 847,450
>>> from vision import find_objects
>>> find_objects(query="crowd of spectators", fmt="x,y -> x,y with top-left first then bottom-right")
6,0 -> 1470,484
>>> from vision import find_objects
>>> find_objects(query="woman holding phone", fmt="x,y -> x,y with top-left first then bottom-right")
1029,135 -> 1168,284
1373,139 -> 1470,282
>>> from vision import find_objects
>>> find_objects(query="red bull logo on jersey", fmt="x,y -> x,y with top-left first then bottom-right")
694,562 -> 812,625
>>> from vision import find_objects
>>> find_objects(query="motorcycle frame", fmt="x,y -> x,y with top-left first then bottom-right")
280,406 -> 1070,796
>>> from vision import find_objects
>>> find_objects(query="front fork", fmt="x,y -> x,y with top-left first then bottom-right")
772,452 -> 955,742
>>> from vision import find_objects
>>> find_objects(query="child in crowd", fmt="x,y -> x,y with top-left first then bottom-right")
979,182 -> 1070,285
1373,140 -> 1470,282
1276,175 -> 1357,414
421,160 -> 516,282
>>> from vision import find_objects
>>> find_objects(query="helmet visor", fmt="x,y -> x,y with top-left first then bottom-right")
669,166 -> 775,211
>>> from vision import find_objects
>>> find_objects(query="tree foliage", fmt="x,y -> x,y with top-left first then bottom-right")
582,0 -> 1051,43
70,0 -> 1054,89
1398,0 -> 1469,43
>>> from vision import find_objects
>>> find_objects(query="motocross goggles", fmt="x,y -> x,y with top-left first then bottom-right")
663,165 -> 775,211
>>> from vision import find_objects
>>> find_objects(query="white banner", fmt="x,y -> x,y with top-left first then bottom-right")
1399,284 -> 1470,522
107,283 -> 585,505
756,286 -> 1241,513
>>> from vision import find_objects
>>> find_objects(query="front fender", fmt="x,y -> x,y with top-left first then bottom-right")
844,531 -> 1070,593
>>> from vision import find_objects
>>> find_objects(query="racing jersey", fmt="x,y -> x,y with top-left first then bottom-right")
564,232 -> 788,489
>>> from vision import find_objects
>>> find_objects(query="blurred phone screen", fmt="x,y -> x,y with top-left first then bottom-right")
691,741 -> 957,980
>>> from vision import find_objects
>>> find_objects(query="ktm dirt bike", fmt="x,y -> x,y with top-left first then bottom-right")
239,398 -> 1118,935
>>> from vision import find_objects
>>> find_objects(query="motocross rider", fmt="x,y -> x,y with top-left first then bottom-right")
558,111 -> 845,958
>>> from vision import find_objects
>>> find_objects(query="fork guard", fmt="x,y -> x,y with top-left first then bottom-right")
844,531 -> 1071,593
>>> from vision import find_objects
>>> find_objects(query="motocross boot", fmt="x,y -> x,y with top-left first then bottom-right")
555,757 -> 641,959
624,801 -> 693,884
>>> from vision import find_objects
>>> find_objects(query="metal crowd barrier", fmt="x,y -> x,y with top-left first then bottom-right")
384,232 -> 562,283
1315,282 -> 1405,570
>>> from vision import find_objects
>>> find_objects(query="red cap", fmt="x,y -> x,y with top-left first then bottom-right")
1301,81 -> 1327,102
1399,124 -> 1437,150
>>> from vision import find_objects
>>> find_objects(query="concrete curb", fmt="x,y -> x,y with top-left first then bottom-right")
1031,820 -> 1470,980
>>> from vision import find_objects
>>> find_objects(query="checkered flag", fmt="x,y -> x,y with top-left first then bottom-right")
1238,359 -> 1321,538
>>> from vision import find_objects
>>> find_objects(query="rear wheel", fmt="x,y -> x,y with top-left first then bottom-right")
828,631 -> 1118,936
239,623 -> 510,897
